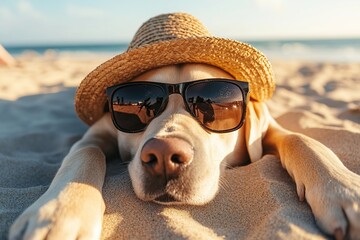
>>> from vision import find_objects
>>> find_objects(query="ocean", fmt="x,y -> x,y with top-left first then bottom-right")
4,38 -> 360,63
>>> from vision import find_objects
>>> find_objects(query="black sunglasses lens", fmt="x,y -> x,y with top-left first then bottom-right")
111,84 -> 166,132
185,81 -> 244,131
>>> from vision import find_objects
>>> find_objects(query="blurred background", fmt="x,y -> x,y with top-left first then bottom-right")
1,0 -> 360,62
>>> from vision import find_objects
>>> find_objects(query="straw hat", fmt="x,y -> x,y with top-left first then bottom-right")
75,12 -> 275,125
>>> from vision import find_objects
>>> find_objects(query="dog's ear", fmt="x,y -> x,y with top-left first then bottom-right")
245,101 -> 270,162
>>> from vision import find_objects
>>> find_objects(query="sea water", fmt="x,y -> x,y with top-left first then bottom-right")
4,38 -> 360,63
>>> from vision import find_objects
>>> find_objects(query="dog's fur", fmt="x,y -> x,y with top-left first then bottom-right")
10,64 -> 360,239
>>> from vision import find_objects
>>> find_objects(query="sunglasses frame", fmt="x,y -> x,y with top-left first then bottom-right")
106,78 -> 250,133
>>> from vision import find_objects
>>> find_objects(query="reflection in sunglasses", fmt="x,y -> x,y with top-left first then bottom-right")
138,97 -> 164,117
188,98 -> 243,130
112,97 -> 164,127
189,96 -> 215,125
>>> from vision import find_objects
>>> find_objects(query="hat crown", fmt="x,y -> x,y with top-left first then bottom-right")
128,13 -> 211,50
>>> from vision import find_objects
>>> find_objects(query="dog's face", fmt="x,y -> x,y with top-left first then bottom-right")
116,64 -> 251,205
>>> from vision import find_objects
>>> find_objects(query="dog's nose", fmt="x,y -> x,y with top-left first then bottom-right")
141,138 -> 193,179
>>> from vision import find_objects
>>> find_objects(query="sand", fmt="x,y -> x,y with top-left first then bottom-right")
0,54 -> 359,239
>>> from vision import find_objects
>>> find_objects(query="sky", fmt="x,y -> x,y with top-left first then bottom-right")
1,0 -> 360,45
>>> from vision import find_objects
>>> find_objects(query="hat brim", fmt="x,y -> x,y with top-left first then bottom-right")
75,36 -> 275,125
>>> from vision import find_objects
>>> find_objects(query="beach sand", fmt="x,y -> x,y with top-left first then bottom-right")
0,55 -> 359,239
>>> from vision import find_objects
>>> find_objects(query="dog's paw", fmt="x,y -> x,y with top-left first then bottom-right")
9,183 -> 104,240
302,171 -> 360,240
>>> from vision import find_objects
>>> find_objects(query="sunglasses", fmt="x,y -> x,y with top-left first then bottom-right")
106,78 -> 249,133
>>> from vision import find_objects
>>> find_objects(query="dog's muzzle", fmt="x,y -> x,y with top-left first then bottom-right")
141,137 -> 193,181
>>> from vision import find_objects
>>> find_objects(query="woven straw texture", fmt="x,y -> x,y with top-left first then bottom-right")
75,13 -> 275,125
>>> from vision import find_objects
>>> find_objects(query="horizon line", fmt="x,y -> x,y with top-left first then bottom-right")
3,36 -> 360,48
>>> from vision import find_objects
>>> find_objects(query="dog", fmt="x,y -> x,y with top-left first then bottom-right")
9,13 -> 360,240
9,63 -> 360,239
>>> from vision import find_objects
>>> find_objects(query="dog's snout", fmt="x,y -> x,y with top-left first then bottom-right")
141,138 -> 193,179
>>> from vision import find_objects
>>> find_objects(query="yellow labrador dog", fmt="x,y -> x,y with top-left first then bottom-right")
10,13 -> 360,240
10,63 -> 360,240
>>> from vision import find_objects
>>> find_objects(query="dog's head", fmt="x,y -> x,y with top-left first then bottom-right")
115,63 -> 269,205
